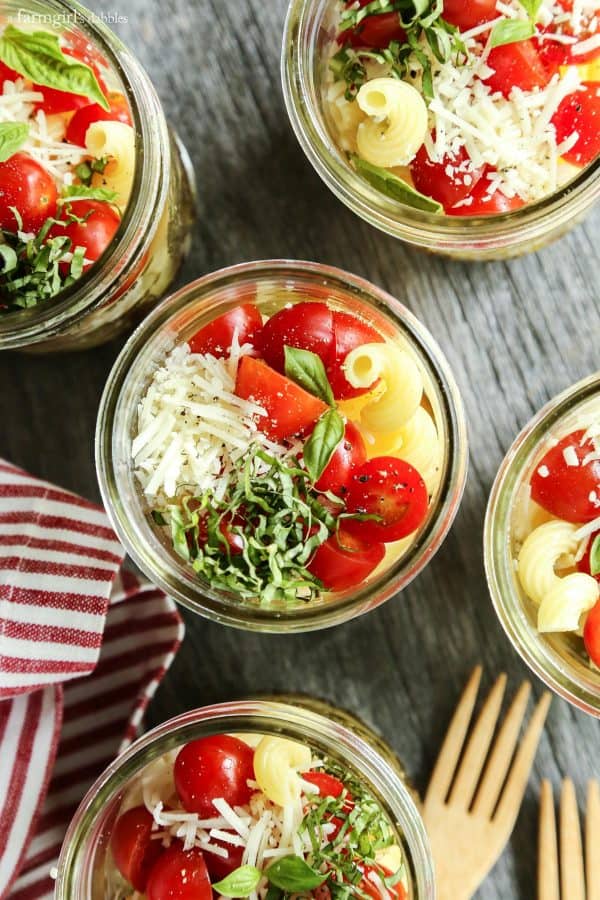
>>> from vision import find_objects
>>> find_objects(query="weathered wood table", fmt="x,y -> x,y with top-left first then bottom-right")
2,0 -> 599,896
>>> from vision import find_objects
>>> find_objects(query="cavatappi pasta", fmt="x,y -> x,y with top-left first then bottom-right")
356,78 -> 428,169
86,120 -> 136,207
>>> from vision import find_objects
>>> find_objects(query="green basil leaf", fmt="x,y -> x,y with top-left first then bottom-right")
519,0 -> 544,21
0,121 -> 29,163
352,156 -> 443,213
0,26 -> 109,110
266,856 -> 328,892
61,184 -> 119,203
590,534 -> 600,577
284,346 -> 335,406
303,409 -> 345,483
490,18 -> 535,47
212,865 -> 262,898
0,244 -> 18,273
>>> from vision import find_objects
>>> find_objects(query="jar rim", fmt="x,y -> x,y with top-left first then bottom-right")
55,699 -> 436,900
0,0 -> 170,348
484,372 -> 600,717
95,259 -> 468,633
281,0 -> 600,253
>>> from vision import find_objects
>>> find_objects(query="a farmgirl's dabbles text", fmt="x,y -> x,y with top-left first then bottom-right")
513,415 -> 600,667
132,299 -> 443,604
327,0 -> 600,215
108,733 -> 408,899
0,24 -> 135,311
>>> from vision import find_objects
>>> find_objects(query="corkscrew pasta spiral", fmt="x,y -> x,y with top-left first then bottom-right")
86,120 -> 136,206
356,77 -> 428,168
253,735 -> 312,807
343,342 -> 423,433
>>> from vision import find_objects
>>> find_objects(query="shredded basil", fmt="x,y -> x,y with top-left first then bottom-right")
0,122 -> 29,163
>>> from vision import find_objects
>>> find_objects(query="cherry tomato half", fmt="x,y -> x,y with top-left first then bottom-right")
584,600 -> 600,668
34,46 -> 108,114
302,771 -> 345,798
530,430 -> 600,523
256,301 -> 335,373
0,61 -> 18,86
343,457 -> 429,543
146,845 -> 211,900
0,153 -> 58,233
66,92 -> 132,147
174,734 -> 255,817
49,199 -> 121,270
484,40 -> 550,98
442,0 -> 498,31
307,527 -> 386,590
346,12 -> 406,49
447,171 -> 525,216
326,311 -> 384,400
188,304 -> 263,357
110,805 -> 164,892
410,142 -> 485,210
235,356 -> 328,442
315,421 -> 367,496
552,83 -> 600,167
202,839 -> 244,882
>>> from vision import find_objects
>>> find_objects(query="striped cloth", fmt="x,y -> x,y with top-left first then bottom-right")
0,461 -> 184,900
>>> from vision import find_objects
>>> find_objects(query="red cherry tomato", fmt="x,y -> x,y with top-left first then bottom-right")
0,153 -> 58,233
343,457 -> 429,543
447,171 -> 526,216
531,431 -> 600,523
346,12 -> 407,49
584,600 -> 600,668
410,142 -> 485,210
202,839 -> 244,882
174,734 -> 255,817
302,771 -> 345,798
256,302 -> 335,373
315,421 -> 367,496
536,0 -> 600,68
307,527 -> 386,590
66,91 -> 132,147
235,356 -> 329,442
110,805 -> 164,892
188,304 -> 263,357
442,0 -> 498,31
49,199 -> 121,270
577,530 -> 600,580
0,61 -> 18,86
552,83 -> 600,167
326,311 -> 384,400
146,845 -> 211,900
483,40 -> 550,98
34,47 -> 108,114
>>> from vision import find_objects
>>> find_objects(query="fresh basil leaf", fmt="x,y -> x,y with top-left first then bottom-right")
0,244 -> 18,273
284,346 -> 335,406
212,865 -> 262,898
519,0 -> 544,21
303,409 -> 345,483
352,156 -> 443,213
266,855 -> 328,892
264,888 -> 283,900
151,510 -> 167,526
61,184 -> 118,203
0,122 -> 29,163
590,534 -> 600,577
0,26 -> 109,110
490,18 -> 535,47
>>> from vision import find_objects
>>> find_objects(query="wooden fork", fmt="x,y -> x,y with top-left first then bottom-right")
538,779 -> 600,900
422,666 -> 551,900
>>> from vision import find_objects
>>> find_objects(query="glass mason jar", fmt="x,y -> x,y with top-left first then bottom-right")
485,373 -> 600,716
96,260 -> 468,632
0,0 -> 196,352
281,0 -> 600,261
54,700 -> 436,900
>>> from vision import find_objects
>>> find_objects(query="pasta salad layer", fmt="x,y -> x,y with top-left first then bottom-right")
0,23 -> 136,311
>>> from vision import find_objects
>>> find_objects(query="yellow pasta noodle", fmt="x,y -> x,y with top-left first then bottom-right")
356,77 -> 428,168
538,573 -> 599,633
86,120 -> 136,206
343,342 -> 423,433
253,735 -> 311,807
327,80 -> 366,152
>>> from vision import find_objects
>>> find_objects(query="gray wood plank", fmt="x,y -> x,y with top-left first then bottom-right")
2,1 -> 600,896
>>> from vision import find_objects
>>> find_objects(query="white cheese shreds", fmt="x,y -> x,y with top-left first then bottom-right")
563,445 -> 580,466
574,515 -> 600,541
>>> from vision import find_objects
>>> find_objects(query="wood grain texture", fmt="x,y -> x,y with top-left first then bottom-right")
1,1 -> 599,896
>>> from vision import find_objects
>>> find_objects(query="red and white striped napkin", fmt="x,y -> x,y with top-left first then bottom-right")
0,460 -> 184,900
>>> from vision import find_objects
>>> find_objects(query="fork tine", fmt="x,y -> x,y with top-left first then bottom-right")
493,692 -> 551,833
472,681 -> 531,818
448,673 -> 507,810
424,666 -> 482,805
586,780 -> 600,900
538,780 -> 560,900
560,778 -> 585,900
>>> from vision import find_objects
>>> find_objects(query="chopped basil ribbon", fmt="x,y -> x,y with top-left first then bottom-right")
590,534 -> 600,577
266,855 -> 328,892
212,865 -> 262,897
303,408 -> 345,483
284,345 -> 335,406
490,18 -> 535,47
61,184 -> 119,203
352,156 -> 443,213
0,26 -> 109,110
0,122 -> 29,163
